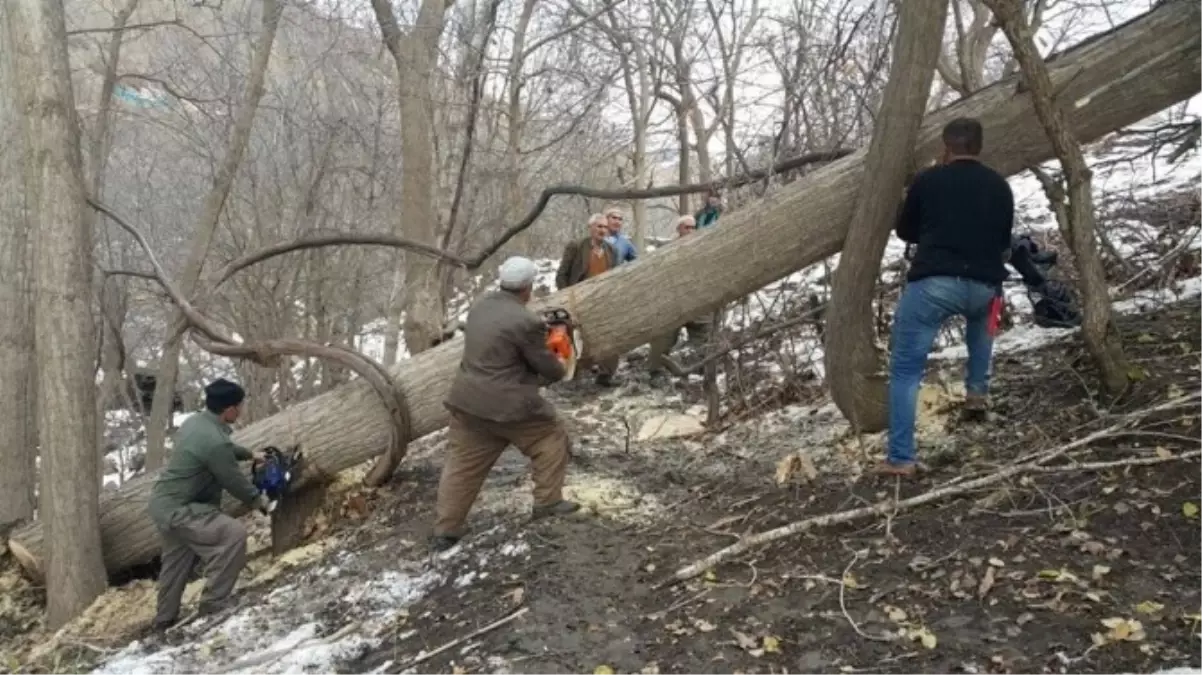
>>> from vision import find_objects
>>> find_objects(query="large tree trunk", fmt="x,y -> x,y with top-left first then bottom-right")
984,0 -> 1131,396
0,0 -> 37,534
824,0 -> 949,432
142,0 -> 283,470
7,0 -> 1200,581
372,0 -> 454,360
7,0 -> 107,628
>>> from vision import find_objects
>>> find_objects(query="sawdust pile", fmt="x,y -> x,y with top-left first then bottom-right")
775,383 -> 966,482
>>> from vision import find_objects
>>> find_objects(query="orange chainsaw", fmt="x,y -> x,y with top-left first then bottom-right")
542,307 -> 581,380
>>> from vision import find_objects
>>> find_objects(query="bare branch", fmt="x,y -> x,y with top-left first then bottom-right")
66,18 -> 179,36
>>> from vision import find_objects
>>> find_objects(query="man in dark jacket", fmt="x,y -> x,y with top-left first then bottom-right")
432,256 -> 580,551
556,214 -> 620,385
147,378 -> 267,629
886,117 -> 1015,476
694,190 -> 723,229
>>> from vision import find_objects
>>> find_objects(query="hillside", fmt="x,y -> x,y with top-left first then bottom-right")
0,140 -> 1198,673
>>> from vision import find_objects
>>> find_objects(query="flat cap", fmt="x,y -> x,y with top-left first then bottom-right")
498,256 -> 538,289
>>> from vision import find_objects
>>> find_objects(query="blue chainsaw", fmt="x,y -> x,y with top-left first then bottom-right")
250,445 -> 303,514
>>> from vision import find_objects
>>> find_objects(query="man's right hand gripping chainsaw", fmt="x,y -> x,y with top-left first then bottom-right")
542,307 -> 582,380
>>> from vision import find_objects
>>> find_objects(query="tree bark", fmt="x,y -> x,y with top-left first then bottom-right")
142,0 -> 283,470
6,0 -> 107,628
0,0 -> 37,534
824,0 -> 949,432
7,0 -> 1200,581
372,0 -> 454,360
984,0 -> 1131,396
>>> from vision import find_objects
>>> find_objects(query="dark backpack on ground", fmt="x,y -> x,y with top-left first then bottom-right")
1031,279 -> 1082,328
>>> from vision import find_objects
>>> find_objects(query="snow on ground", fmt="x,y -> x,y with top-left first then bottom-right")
932,274 -> 1202,361
91,553 -> 442,674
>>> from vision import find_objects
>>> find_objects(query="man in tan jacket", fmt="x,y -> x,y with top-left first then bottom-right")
432,256 -> 580,551
556,214 -> 620,386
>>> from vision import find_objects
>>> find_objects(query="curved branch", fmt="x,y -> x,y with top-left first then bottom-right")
99,267 -> 162,283
88,197 -> 232,345
209,233 -> 472,292
191,335 -> 413,487
197,147 -> 857,290
89,197 -> 415,488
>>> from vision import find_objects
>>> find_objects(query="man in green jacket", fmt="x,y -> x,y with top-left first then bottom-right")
147,378 -> 267,630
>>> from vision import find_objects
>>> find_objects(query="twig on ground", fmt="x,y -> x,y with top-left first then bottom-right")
650,588 -> 710,619
667,395 -> 1200,583
403,606 -> 529,668
837,554 -> 895,643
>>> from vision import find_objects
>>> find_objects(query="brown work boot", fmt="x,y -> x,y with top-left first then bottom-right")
875,461 -> 918,477
961,393 -> 988,422
532,500 -> 581,520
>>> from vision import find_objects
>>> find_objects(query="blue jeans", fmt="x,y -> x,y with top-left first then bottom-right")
888,276 -> 999,466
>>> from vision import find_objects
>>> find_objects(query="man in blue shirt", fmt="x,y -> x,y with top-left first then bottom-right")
603,206 -> 637,264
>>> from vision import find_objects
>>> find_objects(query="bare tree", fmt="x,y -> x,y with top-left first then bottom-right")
372,0 -> 455,361
824,0 -> 949,432
984,0 -> 1130,395
86,0 -> 143,475
6,0 -> 107,628
142,0 -> 284,469
0,0 -> 37,534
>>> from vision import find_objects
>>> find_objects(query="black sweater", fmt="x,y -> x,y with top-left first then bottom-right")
896,159 -> 1015,286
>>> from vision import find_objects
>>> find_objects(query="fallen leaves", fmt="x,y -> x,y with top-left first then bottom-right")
593,665 -> 615,675
1182,501 -> 1199,519
1092,617 -> 1146,646
977,566 -> 997,599
727,629 -> 782,658
774,453 -> 818,486
905,626 -> 938,650
1134,600 -> 1165,615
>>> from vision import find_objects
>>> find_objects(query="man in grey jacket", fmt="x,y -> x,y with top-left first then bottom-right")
147,378 -> 268,630
432,257 -> 580,551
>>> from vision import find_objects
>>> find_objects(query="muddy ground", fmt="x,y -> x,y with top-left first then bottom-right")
340,302 -> 1200,674
3,302 -> 1199,675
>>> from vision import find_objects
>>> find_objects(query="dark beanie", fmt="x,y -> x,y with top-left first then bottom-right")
204,378 -> 245,413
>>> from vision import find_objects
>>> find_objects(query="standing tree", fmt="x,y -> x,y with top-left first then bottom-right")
6,0 -> 107,627
824,0 -> 949,432
372,0 -> 455,361
983,0 -> 1130,396
0,0 -> 37,535
142,0 -> 284,469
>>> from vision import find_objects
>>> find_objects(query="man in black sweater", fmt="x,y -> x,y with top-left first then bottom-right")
885,117 -> 1015,476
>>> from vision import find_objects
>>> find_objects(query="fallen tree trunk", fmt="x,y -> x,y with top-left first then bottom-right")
8,0 -> 1200,581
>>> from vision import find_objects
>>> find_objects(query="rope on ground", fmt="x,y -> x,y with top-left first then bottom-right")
667,394 -> 1201,584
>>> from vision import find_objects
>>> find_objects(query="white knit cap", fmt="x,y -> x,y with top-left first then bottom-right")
498,256 -> 538,290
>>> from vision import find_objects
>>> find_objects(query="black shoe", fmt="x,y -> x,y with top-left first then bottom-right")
532,500 -> 581,520
429,534 -> 461,552
595,374 -> 617,387
196,600 -> 232,617
146,617 -> 176,637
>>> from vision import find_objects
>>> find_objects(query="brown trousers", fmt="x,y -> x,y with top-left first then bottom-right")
647,320 -> 712,372
154,511 -> 248,624
434,411 -> 570,537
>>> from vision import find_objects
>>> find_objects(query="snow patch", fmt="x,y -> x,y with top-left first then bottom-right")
90,564 -> 442,675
